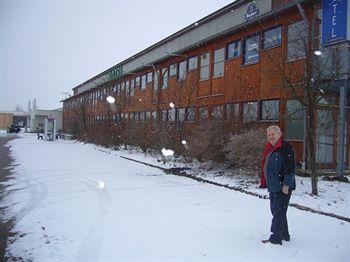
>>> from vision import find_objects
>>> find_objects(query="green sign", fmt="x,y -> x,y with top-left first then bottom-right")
108,66 -> 123,80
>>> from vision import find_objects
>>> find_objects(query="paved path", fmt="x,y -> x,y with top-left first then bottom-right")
0,135 -> 17,260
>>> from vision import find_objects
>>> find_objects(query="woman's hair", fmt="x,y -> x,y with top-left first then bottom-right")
266,125 -> 282,135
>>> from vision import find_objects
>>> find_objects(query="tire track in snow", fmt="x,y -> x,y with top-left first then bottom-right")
75,175 -> 112,262
12,175 -> 48,223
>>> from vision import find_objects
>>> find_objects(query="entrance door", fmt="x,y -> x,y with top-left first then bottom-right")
316,109 -> 335,164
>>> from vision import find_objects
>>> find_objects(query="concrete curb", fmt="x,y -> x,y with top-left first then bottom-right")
120,155 -> 350,223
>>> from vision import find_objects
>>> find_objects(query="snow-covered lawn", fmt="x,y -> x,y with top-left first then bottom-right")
2,133 -> 350,261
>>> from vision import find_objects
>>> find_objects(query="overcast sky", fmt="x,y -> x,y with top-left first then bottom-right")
0,0 -> 234,111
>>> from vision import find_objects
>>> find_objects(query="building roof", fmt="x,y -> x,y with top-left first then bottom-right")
68,0 -> 305,100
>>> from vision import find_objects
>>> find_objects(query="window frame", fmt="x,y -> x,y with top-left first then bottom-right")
287,21 -> 307,61
198,106 -> 208,121
169,63 -> 178,77
262,26 -> 282,50
188,56 -> 198,71
285,99 -> 304,141
147,72 -> 153,83
213,47 -> 225,78
212,105 -> 224,120
140,75 -> 147,90
227,40 -> 241,60
200,52 -> 210,80
162,67 -> 168,89
178,60 -> 187,82
260,99 -> 280,121
243,101 -> 258,123
243,34 -> 260,64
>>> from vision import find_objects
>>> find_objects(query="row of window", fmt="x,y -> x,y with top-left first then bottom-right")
64,21 -> 307,110
111,20 -> 305,90
85,99 -> 304,139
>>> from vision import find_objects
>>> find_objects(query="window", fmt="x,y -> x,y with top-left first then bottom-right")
214,48 -> 225,77
168,108 -> 175,122
151,111 -> 157,127
169,63 -> 177,77
140,112 -> 145,122
133,112 -> 139,121
188,56 -> 198,70
186,107 -> 196,122
125,81 -> 130,96
243,102 -> 258,122
117,83 -> 121,95
212,105 -> 224,120
226,103 -> 240,120
261,99 -> 280,120
285,99 -> 304,140
154,70 -> 159,90
121,82 -> 125,92
200,52 -> 210,80
130,79 -> 135,96
178,60 -> 187,81
162,68 -> 168,89
135,76 -> 141,87
263,26 -> 282,49
287,21 -> 307,60
199,106 -> 208,120
145,111 -> 151,121
115,114 -> 121,122
177,108 -> 185,123
227,40 -> 241,59
141,75 -> 147,90
147,72 -> 153,83
161,110 -> 167,122
244,35 -> 260,64
316,109 -> 334,163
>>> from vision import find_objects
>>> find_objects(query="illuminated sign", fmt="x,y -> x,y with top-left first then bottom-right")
245,1 -> 259,20
108,66 -> 123,80
322,0 -> 348,45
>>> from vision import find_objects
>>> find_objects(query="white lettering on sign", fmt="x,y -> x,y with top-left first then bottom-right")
332,15 -> 337,25
331,1 -> 338,38
332,3 -> 337,13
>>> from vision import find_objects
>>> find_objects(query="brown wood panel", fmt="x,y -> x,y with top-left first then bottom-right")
260,47 -> 284,98
224,58 -> 241,102
197,79 -> 210,97
239,63 -> 260,101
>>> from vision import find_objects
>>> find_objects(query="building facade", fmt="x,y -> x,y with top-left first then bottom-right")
63,0 -> 350,170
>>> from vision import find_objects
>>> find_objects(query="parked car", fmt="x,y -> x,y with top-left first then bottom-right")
7,124 -> 20,133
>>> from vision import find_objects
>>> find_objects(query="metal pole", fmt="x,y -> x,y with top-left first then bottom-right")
151,64 -> 159,150
295,0 -> 309,169
337,85 -> 347,178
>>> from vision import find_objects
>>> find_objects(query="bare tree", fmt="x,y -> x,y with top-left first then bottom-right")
259,5 -> 347,195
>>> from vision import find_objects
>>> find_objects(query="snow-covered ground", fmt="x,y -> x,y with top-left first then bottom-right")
1,133 -> 349,261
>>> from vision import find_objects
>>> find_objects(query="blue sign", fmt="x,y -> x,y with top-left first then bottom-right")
322,0 -> 348,46
245,1 -> 259,20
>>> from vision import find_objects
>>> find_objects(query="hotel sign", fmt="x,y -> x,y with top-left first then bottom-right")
322,0 -> 349,46
108,66 -> 123,80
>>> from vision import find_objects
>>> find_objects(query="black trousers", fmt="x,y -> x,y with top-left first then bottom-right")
269,191 -> 292,242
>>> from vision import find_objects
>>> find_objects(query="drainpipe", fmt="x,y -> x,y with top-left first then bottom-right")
295,0 -> 309,170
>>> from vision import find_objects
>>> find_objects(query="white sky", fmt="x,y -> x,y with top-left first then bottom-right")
0,0 -> 234,111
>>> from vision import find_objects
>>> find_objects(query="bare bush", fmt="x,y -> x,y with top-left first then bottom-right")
186,121 -> 235,162
224,128 -> 266,170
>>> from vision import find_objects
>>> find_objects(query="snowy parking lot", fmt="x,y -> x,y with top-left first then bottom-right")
1,133 -> 350,261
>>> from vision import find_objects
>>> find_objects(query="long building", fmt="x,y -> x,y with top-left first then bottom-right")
62,0 -> 350,170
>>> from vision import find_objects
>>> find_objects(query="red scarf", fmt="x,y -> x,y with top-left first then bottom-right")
260,137 -> 283,188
